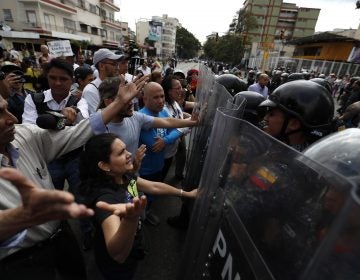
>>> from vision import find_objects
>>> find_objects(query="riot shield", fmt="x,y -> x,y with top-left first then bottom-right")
177,108 -> 357,280
182,64 -> 245,190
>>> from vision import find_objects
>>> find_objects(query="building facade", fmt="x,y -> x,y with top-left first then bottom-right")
237,0 -> 320,61
135,14 -> 178,59
0,0 -> 128,53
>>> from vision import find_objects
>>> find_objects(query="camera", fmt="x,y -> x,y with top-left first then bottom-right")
36,111 -> 66,130
11,70 -> 26,83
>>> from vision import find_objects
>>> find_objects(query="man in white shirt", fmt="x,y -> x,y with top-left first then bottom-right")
248,73 -> 270,98
137,60 -> 151,76
82,48 -> 124,115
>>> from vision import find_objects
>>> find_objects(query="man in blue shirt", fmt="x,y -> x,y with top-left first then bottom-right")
139,82 -> 182,181
139,82 -> 183,225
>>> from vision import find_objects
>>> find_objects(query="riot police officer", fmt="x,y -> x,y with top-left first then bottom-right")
258,80 -> 334,151
233,91 -> 266,125
216,73 -> 247,96
303,128 -> 360,280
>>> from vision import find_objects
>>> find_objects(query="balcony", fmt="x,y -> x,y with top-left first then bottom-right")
99,0 -> 120,12
18,0 -> 78,15
101,17 -> 122,30
20,21 -> 52,35
102,39 -> 118,47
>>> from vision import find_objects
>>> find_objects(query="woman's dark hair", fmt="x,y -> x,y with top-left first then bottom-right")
79,133 -> 118,196
44,58 -> 74,78
161,75 -> 178,105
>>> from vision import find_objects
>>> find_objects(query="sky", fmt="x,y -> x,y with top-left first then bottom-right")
115,0 -> 360,44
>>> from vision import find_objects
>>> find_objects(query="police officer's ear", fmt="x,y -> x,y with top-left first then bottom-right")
287,118 -> 302,132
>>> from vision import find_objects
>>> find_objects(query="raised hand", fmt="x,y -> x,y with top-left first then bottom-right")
96,195 -> 147,220
0,168 -> 94,224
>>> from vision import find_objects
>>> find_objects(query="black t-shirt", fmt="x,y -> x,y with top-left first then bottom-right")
89,175 -> 144,277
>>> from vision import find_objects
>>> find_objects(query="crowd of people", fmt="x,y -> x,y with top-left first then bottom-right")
0,40 -> 359,280
0,46 -> 199,280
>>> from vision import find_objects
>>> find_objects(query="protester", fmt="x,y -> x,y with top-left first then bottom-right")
0,73 -> 147,279
79,133 -> 197,280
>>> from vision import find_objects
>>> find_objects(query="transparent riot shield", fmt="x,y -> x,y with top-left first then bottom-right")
182,64 -> 244,190
177,108 -> 357,280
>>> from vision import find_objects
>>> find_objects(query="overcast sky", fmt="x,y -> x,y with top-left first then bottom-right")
115,0 -> 360,44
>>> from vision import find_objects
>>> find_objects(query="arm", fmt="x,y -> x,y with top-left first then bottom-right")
21,94 -> 38,124
152,117 -> 197,129
0,168 -> 94,242
98,196 -> 147,263
137,177 -> 197,198
82,84 -> 100,115
75,97 -> 89,121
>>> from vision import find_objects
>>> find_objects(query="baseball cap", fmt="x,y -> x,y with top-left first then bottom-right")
93,48 -> 124,65
1,61 -> 22,74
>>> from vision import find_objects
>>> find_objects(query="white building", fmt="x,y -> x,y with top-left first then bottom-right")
0,0 -> 128,52
136,14 -> 178,59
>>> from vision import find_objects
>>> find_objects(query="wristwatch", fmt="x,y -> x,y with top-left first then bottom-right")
0,71 -> 5,81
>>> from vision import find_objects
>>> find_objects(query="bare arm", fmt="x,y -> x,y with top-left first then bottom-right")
152,117 -> 197,129
0,168 -> 94,242
137,177 -> 197,198
98,196 -> 147,263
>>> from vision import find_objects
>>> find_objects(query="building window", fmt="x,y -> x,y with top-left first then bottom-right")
91,27 -> 98,35
89,4 -> 96,14
109,30 -> 115,41
100,8 -> 106,20
109,12 -> 114,21
101,29 -> 107,38
3,9 -> 13,21
77,0 -> 85,9
26,10 -> 37,27
44,14 -> 56,30
63,18 -> 76,33
80,24 -> 88,33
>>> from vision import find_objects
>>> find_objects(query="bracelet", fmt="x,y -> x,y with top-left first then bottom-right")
180,189 -> 183,197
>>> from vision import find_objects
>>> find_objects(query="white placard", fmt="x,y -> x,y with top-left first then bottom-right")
47,40 -> 74,57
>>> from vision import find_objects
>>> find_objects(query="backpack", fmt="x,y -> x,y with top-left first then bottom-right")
30,92 -> 80,115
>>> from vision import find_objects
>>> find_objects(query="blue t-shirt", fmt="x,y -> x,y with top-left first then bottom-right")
139,107 -> 182,176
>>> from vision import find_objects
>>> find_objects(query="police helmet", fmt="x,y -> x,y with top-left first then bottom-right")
258,80 -> 334,130
310,78 -> 332,94
304,129 -> 360,184
287,72 -> 305,82
216,74 -> 247,96
233,91 -> 266,124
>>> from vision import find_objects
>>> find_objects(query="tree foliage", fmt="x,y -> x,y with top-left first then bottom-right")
203,34 -> 245,65
175,26 -> 201,59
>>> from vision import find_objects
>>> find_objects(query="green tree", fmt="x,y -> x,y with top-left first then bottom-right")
175,26 -> 201,59
203,34 -> 245,65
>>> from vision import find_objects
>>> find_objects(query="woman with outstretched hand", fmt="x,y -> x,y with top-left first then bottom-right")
79,133 -> 197,280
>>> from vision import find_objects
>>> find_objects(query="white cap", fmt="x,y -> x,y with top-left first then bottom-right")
93,48 -> 123,65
